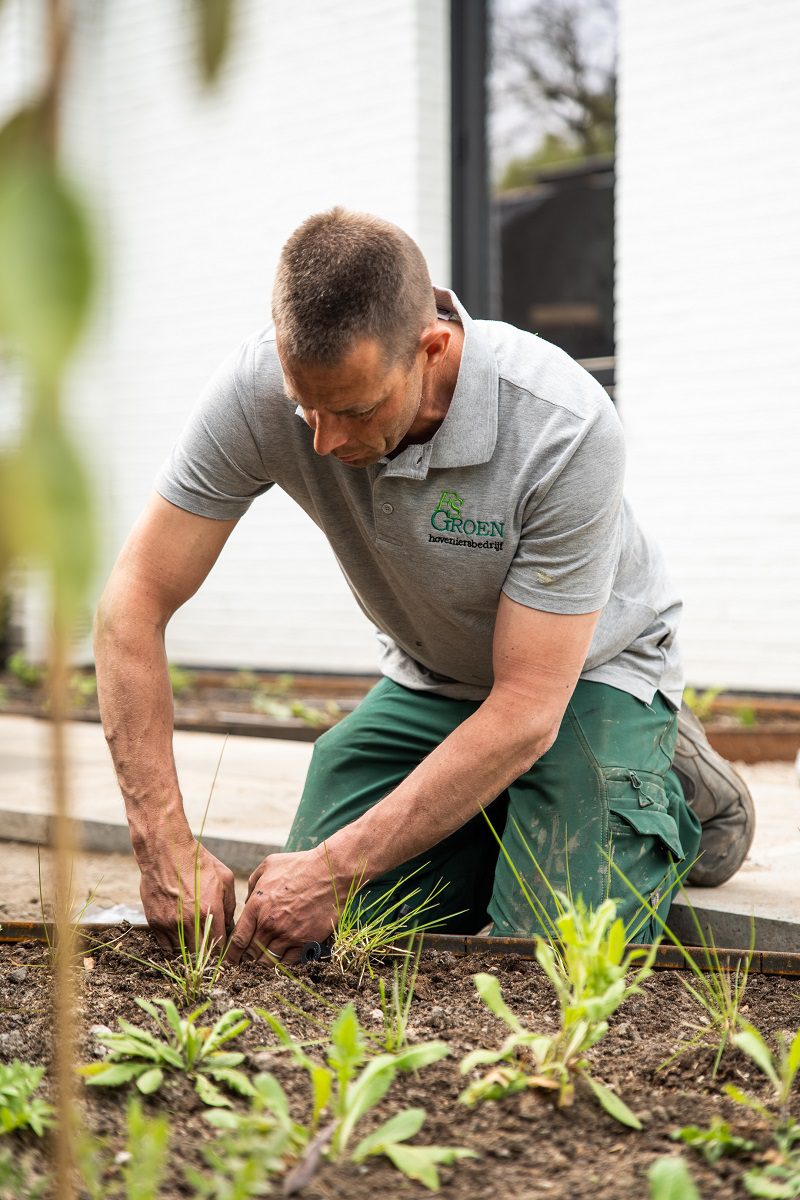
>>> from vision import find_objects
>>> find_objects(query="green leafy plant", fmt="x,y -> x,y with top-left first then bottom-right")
251,691 -> 340,727
80,998 -> 255,1108
328,860 -> 457,983
660,908 -> 755,1080
68,670 -> 97,707
0,1062 -> 54,1137
743,1123 -> 800,1198
253,1002 -> 473,1190
735,705 -> 758,728
459,895 -> 655,1128
168,662 -> 194,696
188,1073 -> 306,1198
0,1146 -> 48,1200
673,1116 -> 756,1163
77,1097 -> 170,1200
683,686 -> 722,723
727,1023 -> 800,1127
111,739 -> 232,1007
724,1023 -> 800,1198
648,1156 -> 701,1200
5,651 -> 44,688
376,932 -> 424,1052
609,857 -> 752,1079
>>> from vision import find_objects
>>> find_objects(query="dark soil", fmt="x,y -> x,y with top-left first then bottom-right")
1,930 -> 799,1198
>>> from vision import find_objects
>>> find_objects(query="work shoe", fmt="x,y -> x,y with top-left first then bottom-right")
672,702 -> 756,886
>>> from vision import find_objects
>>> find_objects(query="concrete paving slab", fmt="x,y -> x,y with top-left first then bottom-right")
1,715 -> 798,948
0,714 -> 312,870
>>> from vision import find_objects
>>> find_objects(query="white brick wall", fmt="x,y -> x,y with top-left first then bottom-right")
5,0 -> 450,670
616,0 -> 800,692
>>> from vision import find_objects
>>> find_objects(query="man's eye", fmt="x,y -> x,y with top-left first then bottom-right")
357,406 -> 377,421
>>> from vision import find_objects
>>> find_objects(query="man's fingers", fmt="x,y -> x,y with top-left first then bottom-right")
223,876 -> 236,936
227,902 -> 259,965
247,862 -> 266,899
248,934 -> 292,965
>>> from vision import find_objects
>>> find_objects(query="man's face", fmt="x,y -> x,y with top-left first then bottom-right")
278,336 -> 426,468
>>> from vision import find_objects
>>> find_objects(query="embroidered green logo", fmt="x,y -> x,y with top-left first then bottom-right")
429,490 -> 505,550
433,490 -> 464,518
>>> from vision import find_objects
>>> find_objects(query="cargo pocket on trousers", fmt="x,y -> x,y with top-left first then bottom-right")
605,769 -> 685,862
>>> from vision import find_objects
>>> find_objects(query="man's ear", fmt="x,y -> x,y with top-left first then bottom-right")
419,324 -> 453,371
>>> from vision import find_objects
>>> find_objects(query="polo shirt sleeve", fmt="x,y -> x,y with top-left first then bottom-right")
501,401 -> 625,615
155,338 -> 273,520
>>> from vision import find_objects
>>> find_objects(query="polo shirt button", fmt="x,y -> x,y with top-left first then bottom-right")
381,503 -> 394,515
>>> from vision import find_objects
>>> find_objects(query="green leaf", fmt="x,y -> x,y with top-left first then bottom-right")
193,0 -> 235,84
786,1027 -> 800,1087
135,1068 -> 164,1095
0,153 -> 93,387
391,1041 -> 450,1073
735,1029 -> 781,1089
81,1061 -> 150,1087
194,1073 -> 231,1108
202,1066 -> 255,1096
383,1143 -> 476,1191
647,1156 -> 701,1200
584,1075 -> 642,1129
0,411 -> 96,619
743,1168 -> 800,1199
254,1072 -> 291,1123
336,1057 -> 397,1152
472,974 -> 523,1033
352,1108 -> 426,1161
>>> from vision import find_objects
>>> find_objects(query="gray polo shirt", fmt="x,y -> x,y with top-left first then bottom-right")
155,291 -> 683,708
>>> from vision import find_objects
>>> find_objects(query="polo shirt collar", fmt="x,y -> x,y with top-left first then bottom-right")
384,288 -> 498,479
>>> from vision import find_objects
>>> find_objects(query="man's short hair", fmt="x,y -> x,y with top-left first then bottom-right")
272,208 -> 436,369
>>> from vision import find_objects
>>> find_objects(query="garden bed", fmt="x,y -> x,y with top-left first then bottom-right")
3,667 -> 800,757
1,928 -> 799,1198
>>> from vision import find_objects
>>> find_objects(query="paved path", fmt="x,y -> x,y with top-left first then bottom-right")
1,714 -> 798,948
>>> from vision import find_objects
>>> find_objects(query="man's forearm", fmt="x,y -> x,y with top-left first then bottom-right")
94,601 -> 191,862
322,688 -> 558,888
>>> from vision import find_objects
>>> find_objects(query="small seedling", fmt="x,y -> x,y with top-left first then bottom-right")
673,1116 -> 756,1163
377,932 -> 424,1052
168,663 -> 194,696
328,858 -> 458,983
77,1097 -> 170,1200
189,1073 -> 306,1198
660,907 -> 755,1080
68,670 -> 97,707
459,894 -> 654,1128
0,1062 -> 54,1137
80,998 -> 255,1108
683,686 -> 722,723
111,738 -> 233,1007
252,1001 -> 473,1190
723,1022 -> 800,1197
608,857 -> 752,1078
0,1146 -> 48,1199
647,1156 -> 701,1200
251,692 -> 339,727
6,651 -> 44,688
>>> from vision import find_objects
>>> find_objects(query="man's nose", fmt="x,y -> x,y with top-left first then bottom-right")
313,414 -> 349,456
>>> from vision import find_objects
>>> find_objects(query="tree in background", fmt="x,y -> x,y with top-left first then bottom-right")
491,0 -> 616,190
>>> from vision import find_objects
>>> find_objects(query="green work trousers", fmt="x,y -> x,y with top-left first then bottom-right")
284,678 -> 702,942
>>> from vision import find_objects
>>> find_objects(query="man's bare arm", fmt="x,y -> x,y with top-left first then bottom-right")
94,492 -> 239,947
229,594 -> 600,961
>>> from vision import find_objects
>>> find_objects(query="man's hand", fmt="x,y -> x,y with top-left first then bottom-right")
138,838 -> 236,953
227,847 -> 340,965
